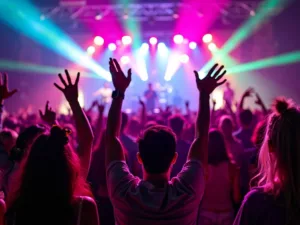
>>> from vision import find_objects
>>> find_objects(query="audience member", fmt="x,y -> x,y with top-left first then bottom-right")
199,129 -> 240,225
234,98 -> 300,225
105,59 -> 226,225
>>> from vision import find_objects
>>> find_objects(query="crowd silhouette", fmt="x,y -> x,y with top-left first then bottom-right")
0,58 -> 299,225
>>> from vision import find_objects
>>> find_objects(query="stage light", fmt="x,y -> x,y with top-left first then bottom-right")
149,37 -> 158,45
108,43 -> 117,51
158,42 -> 168,56
202,34 -> 213,43
94,36 -> 104,46
95,13 -> 102,20
40,14 -> 46,21
121,56 -> 130,64
140,43 -> 149,54
189,42 -> 197,50
87,46 -> 95,55
173,34 -> 184,44
208,43 -> 217,52
180,54 -> 189,63
122,36 -> 132,45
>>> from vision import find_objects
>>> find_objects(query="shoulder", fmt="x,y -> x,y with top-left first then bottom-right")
74,196 -> 97,210
243,188 -> 271,207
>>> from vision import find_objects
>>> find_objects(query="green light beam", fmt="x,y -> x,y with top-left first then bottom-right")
0,60 -> 102,79
227,51 -> 300,74
0,0 -> 110,80
200,0 -> 286,73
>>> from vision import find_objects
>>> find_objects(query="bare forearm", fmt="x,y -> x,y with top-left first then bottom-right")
69,100 -> 94,177
196,92 -> 210,138
107,98 -> 123,138
105,98 -> 126,166
140,105 -> 147,126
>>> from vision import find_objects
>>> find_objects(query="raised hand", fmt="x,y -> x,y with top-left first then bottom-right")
243,87 -> 255,98
138,97 -> 145,107
0,72 -> 18,103
39,101 -> 57,126
194,64 -> 227,94
255,93 -> 263,106
54,70 -> 80,103
185,100 -> 190,108
109,58 -> 131,93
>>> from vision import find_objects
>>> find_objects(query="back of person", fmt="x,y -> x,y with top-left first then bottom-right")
201,162 -> 233,211
199,162 -> 234,225
107,160 -> 204,225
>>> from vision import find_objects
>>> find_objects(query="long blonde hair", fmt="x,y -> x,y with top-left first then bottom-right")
255,97 -> 300,224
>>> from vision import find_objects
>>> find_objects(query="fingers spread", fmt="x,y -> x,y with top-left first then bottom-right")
75,72 -> 80,85
194,71 -> 200,81
113,58 -> 122,73
3,73 -> 8,88
213,65 -> 225,78
45,101 -> 49,112
58,74 -> 67,87
54,83 -> 64,91
127,68 -> 132,81
207,63 -> 219,77
217,79 -> 227,86
65,69 -> 72,85
216,70 -> 226,81
39,110 -> 43,118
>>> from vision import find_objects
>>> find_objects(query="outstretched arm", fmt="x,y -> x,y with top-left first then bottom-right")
239,88 -> 254,111
39,101 -> 58,126
187,64 -> 227,168
54,70 -> 94,179
0,73 -> 18,131
106,58 -> 132,167
139,97 -> 147,127
255,93 -> 268,115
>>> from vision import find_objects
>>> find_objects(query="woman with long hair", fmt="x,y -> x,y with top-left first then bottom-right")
198,129 -> 240,225
234,98 -> 300,225
4,70 -> 98,225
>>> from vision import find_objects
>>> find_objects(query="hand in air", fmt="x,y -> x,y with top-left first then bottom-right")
0,73 -> 18,102
194,64 -> 227,94
243,87 -> 255,98
138,97 -> 145,107
39,101 -> 56,126
109,58 -> 131,93
97,102 -> 105,114
54,70 -> 80,103
185,101 -> 190,108
255,93 -> 263,106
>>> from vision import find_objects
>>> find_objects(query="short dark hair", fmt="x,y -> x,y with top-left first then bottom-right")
239,109 -> 253,126
208,129 -> 228,165
168,115 -> 185,137
138,125 -> 176,174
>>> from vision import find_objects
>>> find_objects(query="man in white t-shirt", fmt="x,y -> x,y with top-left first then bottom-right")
94,82 -> 112,104
105,58 -> 227,225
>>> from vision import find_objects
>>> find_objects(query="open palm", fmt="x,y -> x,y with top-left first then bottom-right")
194,64 -> 227,94
109,58 -> 131,93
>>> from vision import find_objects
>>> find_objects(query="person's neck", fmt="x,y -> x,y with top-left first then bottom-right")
143,172 -> 170,188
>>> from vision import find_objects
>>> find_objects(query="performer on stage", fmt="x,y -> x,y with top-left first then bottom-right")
223,82 -> 234,107
93,82 -> 113,104
144,83 -> 158,113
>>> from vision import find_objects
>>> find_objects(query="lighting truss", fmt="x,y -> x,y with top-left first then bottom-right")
39,1 -> 262,23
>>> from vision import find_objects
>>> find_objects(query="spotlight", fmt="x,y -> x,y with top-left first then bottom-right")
140,43 -> 149,54
173,13 -> 179,19
94,36 -> 104,46
189,42 -> 197,50
122,35 -> 132,45
158,42 -> 168,56
149,37 -> 158,45
173,34 -> 184,44
180,54 -> 189,63
108,43 -> 117,51
121,56 -> 130,65
208,43 -> 217,52
95,13 -> 102,20
202,34 -> 213,43
87,46 -> 95,55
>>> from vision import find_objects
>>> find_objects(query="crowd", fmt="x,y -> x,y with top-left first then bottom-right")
0,58 -> 298,225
